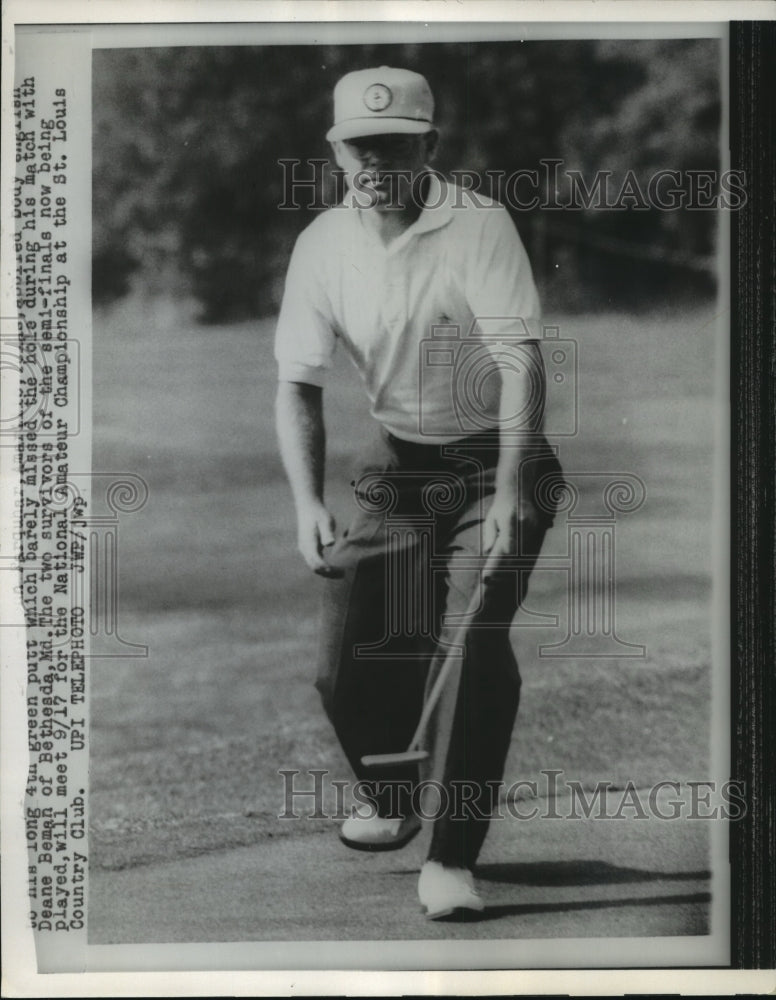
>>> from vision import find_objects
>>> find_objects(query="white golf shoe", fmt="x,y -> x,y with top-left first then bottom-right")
339,805 -> 421,852
418,861 -> 485,919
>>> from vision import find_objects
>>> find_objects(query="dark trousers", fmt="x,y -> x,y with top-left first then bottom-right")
316,426 -> 561,869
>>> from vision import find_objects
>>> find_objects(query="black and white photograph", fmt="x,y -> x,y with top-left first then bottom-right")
2,3 -> 775,995
89,26 -> 729,956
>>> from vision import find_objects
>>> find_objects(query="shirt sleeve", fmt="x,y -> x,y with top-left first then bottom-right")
463,205 -> 542,341
274,229 -> 337,386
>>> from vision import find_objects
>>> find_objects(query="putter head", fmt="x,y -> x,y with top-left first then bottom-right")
361,749 -> 429,769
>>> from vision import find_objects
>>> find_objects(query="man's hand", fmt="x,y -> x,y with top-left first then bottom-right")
276,382 -> 344,578
483,492 -> 516,558
483,490 -> 542,563
297,502 -> 342,577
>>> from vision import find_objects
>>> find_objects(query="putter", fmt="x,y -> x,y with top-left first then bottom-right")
361,549 -> 501,769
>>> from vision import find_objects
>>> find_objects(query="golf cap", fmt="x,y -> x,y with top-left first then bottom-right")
326,67 -> 435,142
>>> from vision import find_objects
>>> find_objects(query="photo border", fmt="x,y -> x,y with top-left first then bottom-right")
729,18 -> 776,972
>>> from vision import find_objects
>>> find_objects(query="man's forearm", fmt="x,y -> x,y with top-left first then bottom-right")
275,380 -> 327,510
495,340 -> 546,499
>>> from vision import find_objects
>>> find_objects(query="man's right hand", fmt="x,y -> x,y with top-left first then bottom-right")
297,502 -> 343,577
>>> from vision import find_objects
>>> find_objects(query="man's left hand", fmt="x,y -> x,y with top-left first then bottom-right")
483,491 -> 541,559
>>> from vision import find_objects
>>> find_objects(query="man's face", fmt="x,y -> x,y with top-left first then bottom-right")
332,132 -> 436,211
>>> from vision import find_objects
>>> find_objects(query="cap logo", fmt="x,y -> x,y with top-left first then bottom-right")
363,83 -> 392,112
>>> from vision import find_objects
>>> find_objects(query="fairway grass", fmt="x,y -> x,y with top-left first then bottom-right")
90,299 -> 719,874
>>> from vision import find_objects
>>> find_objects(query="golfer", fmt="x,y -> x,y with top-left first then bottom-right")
275,67 -> 561,918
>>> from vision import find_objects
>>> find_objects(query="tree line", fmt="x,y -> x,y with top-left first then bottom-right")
93,39 -> 721,320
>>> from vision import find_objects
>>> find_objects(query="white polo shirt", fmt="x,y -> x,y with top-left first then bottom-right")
274,173 -> 541,443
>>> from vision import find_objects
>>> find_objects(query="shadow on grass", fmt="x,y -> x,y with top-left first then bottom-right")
475,859 -> 711,886
432,890 -> 712,924
416,860 -> 712,924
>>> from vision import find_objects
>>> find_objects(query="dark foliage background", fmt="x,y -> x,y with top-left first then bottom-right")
93,39 -> 721,321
